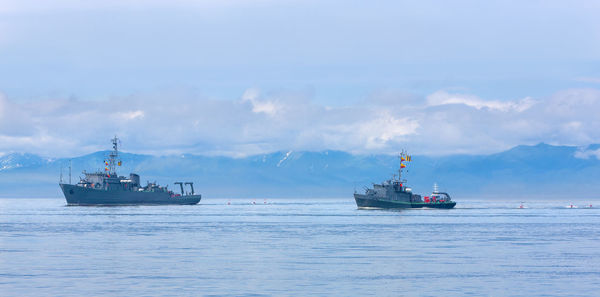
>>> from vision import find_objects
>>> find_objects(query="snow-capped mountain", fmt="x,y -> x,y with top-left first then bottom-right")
1,143 -> 600,198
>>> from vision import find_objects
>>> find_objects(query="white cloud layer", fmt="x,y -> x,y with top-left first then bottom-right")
574,148 -> 600,159
426,91 -> 537,112
0,88 -> 600,157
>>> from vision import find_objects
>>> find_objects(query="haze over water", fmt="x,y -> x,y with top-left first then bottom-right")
1,198 -> 599,296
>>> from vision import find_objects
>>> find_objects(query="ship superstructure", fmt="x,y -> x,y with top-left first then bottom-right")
354,151 -> 456,209
59,137 -> 201,205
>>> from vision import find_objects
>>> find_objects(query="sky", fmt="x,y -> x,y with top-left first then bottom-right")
0,0 -> 599,157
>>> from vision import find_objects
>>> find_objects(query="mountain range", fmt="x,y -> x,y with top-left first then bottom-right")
1,143 -> 600,199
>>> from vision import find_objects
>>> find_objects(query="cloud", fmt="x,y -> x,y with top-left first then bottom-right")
241,88 -> 280,116
0,88 -> 600,157
574,148 -> 600,160
117,110 -> 145,120
346,111 -> 419,150
426,91 -> 537,112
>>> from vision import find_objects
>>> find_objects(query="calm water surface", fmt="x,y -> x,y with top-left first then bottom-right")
1,198 -> 599,296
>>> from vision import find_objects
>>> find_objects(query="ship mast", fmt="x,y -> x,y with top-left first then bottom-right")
108,136 -> 120,175
397,150 -> 409,184
398,152 -> 403,182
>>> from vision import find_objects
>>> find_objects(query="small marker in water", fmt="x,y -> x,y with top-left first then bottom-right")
264,199 -> 267,204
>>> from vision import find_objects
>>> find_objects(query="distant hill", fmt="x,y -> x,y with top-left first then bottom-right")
1,143 -> 600,199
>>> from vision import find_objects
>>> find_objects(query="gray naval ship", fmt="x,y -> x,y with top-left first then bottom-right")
354,152 -> 456,209
59,137 -> 201,206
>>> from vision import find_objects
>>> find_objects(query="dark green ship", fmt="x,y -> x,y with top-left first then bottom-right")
354,152 -> 456,209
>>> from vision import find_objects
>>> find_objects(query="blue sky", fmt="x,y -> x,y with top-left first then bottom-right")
0,0 -> 599,157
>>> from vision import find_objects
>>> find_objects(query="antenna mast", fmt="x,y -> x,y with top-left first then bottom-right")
397,150 -> 409,184
69,159 -> 72,184
398,151 -> 403,182
108,136 -> 120,175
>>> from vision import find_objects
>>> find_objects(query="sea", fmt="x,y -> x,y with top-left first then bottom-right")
1,198 -> 599,296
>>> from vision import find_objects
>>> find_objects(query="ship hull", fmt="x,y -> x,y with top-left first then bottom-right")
60,183 -> 201,206
354,194 -> 414,208
354,194 -> 455,209
412,201 -> 456,209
